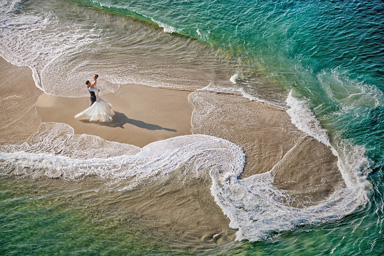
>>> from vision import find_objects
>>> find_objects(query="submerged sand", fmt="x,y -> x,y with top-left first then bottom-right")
190,91 -> 344,207
0,57 -> 236,244
0,57 -> 345,243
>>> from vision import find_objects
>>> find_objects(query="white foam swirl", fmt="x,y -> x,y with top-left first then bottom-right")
0,122 -> 246,192
286,91 -> 330,146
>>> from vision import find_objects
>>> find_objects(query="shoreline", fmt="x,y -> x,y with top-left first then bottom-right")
36,84 -> 193,148
1,56 -> 346,241
0,57 -> 237,243
0,56 -> 345,207
0,57 -> 193,148
0,58 -> 42,145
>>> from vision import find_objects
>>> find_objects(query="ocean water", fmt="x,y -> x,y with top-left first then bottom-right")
1,0 -> 384,255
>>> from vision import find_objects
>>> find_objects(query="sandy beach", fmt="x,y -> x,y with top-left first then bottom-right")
0,55 -> 344,243
0,57 -> 237,244
0,56 -> 345,208
0,58 -> 42,144
0,57 -> 193,147
1,1 -> 378,253
36,84 -> 193,148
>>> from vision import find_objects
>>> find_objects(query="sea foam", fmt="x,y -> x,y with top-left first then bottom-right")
0,0 -> 23,14
0,96 -> 372,242
0,122 -> 246,191
208,93 -> 371,241
0,0 -> 373,242
189,88 -> 371,241
286,91 -> 330,146
0,8 -> 100,93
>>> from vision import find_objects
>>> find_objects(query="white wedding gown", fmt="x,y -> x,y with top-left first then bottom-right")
75,96 -> 115,122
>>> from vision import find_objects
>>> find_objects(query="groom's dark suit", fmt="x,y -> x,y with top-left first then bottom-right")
88,87 -> 97,105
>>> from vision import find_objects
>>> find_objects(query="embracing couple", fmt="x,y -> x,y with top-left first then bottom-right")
87,74 -> 100,106
74,74 -> 115,122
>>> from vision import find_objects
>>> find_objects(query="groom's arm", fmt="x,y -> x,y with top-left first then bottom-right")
88,87 -> 99,93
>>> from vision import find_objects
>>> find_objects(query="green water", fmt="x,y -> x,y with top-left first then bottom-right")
0,178 -> 164,255
2,176 -> 383,255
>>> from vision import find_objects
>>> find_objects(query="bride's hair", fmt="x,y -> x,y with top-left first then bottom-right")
94,74 -> 99,79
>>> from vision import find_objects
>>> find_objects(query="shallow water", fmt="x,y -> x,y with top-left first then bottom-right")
1,0 -> 384,254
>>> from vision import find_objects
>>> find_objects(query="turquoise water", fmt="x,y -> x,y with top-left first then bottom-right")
0,177 -> 187,255
1,0 -> 384,254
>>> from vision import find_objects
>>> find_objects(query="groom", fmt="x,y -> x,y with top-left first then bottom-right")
86,74 -> 99,105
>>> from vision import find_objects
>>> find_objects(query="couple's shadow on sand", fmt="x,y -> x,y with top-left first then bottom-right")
81,111 -> 177,132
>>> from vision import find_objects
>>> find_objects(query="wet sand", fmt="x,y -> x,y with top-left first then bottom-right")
0,57 -> 193,147
36,85 -> 193,148
190,90 -> 345,207
0,57 -> 236,244
0,58 -> 42,144
0,56 -> 345,243
1,56 -> 345,207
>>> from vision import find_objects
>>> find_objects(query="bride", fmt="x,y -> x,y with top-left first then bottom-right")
75,75 -> 115,122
